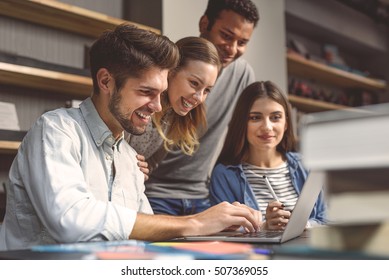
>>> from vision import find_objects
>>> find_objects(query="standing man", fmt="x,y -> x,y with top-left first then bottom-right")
145,0 -> 260,215
0,24 -> 260,251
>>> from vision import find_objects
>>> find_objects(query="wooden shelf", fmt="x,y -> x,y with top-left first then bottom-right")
288,94 -> 348,113
0,1 -> 160,154
287,52 -> 387,91
0,140 -> 20,154
0,0 -> 160,38
0,62 -> 92,98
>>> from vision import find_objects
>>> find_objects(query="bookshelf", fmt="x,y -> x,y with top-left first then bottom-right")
0,0 -> 160,38
0,0 -> 161,220
287,52 -> 387,113
0,1 -> 160,155
0,62 -> 92,98
0,140 -> 20,155
287,52 -> 387,91
285,1 -> 388,114
288,94 -> 348,113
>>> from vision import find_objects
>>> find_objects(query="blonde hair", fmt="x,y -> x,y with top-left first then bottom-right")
153,36 -> 221,155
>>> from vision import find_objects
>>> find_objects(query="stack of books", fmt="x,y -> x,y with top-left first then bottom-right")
299,102 -> 389,258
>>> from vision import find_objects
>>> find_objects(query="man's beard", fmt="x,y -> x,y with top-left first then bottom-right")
108,88 -> 146,135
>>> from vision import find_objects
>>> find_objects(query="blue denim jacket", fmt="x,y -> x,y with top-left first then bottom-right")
209,152 -> 326,225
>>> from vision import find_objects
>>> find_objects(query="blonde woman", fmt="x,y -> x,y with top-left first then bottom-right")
128,36 -> 221,174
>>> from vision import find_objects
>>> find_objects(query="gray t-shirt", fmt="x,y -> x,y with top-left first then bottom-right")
126,121 -> 164,160
126,110 -> 172,173
145,58 -> 256,199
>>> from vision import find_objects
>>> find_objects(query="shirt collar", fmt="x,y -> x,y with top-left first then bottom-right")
79,97 -> 124,148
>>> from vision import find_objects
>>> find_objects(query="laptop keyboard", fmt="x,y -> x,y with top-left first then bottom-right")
233,231 -> 283,238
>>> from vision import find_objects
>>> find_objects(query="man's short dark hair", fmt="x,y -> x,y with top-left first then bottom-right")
204,0 -> 259,30
89,24 -> 179,94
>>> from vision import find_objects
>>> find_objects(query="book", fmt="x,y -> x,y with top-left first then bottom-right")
272,244 -> 387,260
146,241 -> 260,260
65,99 -> 82,108
300,102 -> 389,225
32,240 -> 157,260
310,223 -> 389,258
0,129 -> 27,141
32,240 -> 147,253
0,101 -> 20,131
0,50 -> 90,77
324,168 -> 389,224
325,168 -> 389,194
326,190 -> 389,224
31,240 -> 262,260
299,102 -> 389,170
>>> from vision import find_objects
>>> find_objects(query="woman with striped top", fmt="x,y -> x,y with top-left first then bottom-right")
209,81 -> 326,230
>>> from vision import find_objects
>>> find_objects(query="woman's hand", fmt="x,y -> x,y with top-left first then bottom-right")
136,154 -> 149,181
263,200 -> 291,230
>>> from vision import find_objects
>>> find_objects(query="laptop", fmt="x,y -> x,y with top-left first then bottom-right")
175,170 -> 325,243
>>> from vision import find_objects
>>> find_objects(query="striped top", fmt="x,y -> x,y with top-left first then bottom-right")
242,162 -> 299,217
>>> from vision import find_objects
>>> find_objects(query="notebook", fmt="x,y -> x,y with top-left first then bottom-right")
176,170 -> 325,243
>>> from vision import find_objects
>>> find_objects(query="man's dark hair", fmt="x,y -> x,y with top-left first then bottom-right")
204,0 -> 259,30
89,24 -> 179,94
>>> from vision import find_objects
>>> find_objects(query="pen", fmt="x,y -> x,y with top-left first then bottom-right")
253,248 -> 272,255
263,175 -> 279,201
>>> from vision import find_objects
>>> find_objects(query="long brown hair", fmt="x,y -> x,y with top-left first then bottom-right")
153,36 -> 221,155
218,81 -> 297,165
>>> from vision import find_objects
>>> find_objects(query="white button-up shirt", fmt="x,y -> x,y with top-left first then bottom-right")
0,98 -> 152,250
